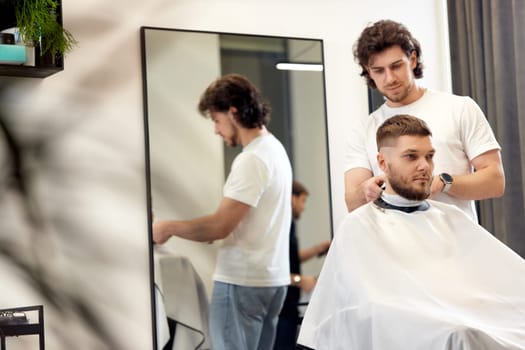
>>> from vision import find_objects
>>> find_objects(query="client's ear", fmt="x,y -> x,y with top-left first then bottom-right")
377,151 -> 387,173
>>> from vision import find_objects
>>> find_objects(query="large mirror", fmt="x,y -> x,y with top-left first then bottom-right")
140,27 -> 332,349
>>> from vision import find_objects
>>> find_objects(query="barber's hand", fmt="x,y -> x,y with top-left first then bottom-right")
316,240 -> 331,256
300,276 -> 317,292
153,221 -> 171,245
429,175 -> 445,198
362,175 -> 386,202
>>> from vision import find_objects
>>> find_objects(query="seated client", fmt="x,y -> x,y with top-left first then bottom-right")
297,114 -> 525,350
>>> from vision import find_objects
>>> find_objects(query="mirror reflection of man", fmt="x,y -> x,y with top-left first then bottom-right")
153,73 -> 292,350
298,115 -> 525,350
273,180 -> 330,350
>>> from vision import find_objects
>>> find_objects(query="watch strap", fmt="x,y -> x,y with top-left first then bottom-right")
439,173 -> 453,193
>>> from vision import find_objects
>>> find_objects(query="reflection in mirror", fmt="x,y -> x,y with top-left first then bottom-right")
140,27 -> 332,348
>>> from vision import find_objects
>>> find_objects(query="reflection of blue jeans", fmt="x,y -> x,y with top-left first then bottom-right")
209,281 -> 287,350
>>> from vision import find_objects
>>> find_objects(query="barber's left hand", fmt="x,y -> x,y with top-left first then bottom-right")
300,275 -> 317,292
429,175 -> 445,198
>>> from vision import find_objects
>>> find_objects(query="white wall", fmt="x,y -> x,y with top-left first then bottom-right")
0,0 -> 450,349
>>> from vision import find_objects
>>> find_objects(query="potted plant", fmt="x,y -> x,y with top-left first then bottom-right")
13,0 -> 76,65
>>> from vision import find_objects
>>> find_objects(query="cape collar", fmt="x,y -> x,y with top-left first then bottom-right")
373,196 -> 430,213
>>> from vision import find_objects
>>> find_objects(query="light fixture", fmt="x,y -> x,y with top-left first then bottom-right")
275,62 -> 324,72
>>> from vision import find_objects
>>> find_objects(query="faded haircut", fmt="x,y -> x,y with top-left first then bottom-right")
376,114 -> 432,149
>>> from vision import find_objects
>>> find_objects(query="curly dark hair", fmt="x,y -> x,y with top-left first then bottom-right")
198,73 -> 271,129
353,19 -> 424,89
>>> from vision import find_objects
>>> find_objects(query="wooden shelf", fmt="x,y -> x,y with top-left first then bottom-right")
0,64 -> 63,78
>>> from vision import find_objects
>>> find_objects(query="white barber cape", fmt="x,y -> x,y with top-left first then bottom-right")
297,199 -> 525,350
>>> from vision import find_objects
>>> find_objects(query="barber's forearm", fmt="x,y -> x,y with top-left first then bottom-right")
345,169 -> 375,212
155,216 -> 227,243
446,166 -> 505,200
345,189 -> 367,212
299,244 -> 323,262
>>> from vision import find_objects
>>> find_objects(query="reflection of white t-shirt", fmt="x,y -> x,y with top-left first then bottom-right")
213,133 -> 292,287
345,89 -> 501,221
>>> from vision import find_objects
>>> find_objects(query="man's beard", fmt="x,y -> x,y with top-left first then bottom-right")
380,80 -> 412,104
388,169 -> 431,201
227,138 -> 238,147
225,125 -> 240,147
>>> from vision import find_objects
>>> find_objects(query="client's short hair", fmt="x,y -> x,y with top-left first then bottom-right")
292,180 -> 309,197
376,114 -> 432,149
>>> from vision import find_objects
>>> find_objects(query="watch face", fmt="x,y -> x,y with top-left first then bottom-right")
440,173 -> 453,183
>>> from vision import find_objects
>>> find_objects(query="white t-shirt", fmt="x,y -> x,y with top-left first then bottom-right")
345,89 -> 501,221
213,133 -> 292,287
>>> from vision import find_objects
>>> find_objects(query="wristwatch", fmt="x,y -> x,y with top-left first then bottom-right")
292,274 -> 302,286
439,173 -> 453,193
